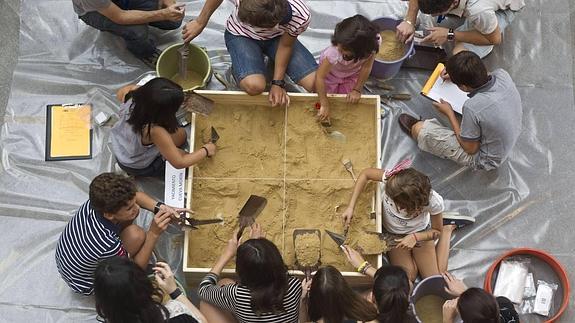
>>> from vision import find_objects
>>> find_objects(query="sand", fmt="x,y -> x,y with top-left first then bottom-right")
187,96 -> 378,272
346,232 -> 388,255
171,70 -> 204,89
414,295 -> 446,323
376,30 -> 406,62
294,232 -> 321,267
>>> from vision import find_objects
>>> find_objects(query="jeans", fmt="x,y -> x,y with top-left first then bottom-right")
224,30 -> 318,83
80,0 -> 183,58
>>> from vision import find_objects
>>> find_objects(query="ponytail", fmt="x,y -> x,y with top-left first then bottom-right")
373,266 -> 411,323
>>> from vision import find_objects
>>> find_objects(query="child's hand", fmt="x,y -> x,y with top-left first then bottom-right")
301,277 -> 312,299
442,272 -> 468,297
116,84 -> 139,103
249,223 -> 266,239
149,209 -> 173,237
223,230 -> 240,258
341,207 -> 354,228
317,104 -> 330,121
154,262 -> 178,294
395,234 -> 417,249
346,89 -> 361,104
341,245 -> 365,269
440,68 -> 450,81
442,298 -> 459,321
203,143 -> 217,157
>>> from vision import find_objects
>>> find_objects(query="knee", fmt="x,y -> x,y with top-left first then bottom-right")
241,79 -> 266,96
121,224 -> 145,254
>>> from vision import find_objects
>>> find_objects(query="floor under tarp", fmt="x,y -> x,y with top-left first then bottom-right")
0,0 -> 573,321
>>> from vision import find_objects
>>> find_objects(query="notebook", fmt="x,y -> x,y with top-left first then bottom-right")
420,63 -> 469,114
45,103 -> 92,161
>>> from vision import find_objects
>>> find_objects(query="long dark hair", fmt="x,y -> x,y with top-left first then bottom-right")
94,256 -> 169,323
236,238 -> 289,314
372,266 -> 411,323
126,77 -> 184,139
331,15 -> 379,61
308,266 -> 378,323
458,288 -> 501,323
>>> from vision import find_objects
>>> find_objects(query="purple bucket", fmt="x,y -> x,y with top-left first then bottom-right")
370,17 -> 415,80
410,275 -> 457,323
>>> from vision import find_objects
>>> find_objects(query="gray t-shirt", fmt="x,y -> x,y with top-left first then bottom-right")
460,69 -> 522,170
111,99 -> 161,169
72,0 -> 111,16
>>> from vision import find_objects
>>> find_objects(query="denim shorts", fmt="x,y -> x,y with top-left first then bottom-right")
224,30 -> 318,83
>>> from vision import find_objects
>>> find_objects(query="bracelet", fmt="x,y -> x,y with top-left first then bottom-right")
153,201 -> 164,214
357,261 -> 369,273
361,263 -> 372,275
403,19 -> 413,26
352,88 -> 361,93
412,233 -> 418,242
201,146 -> 210,158
169,288 -> 183,300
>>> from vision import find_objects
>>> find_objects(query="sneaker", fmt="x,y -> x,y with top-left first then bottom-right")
398,113 -> 420,137
442,211 -> 475,228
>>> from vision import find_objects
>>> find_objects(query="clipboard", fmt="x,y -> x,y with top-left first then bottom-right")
420,63 -> 469,114
45,103 -> 93,161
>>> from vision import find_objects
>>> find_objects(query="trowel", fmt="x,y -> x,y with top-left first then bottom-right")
236,195 -> 268,240
177,42 -> 190,79
210,126 -> 220,143
293,229 -> 321,281
325,229 -> 346,248
181,91 -> 215,116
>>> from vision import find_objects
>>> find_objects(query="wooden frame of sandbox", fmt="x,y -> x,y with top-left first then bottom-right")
183,90 -> 382,286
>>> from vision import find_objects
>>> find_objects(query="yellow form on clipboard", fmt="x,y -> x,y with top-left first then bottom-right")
46,104 -> 92,161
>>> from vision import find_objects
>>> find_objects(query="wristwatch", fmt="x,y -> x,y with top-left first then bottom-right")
271,79 -> 286,88
153,201 -> 164,214
447,28 -> 455,42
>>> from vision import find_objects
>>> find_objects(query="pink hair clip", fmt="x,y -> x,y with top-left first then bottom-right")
384,159 -> 413,179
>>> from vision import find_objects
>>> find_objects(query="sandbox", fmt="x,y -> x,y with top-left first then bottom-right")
183,90 -> 382,283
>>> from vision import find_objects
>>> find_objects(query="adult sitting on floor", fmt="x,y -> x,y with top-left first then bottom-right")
182,0 -> 317,107
418,0 -> 525,58
399,51 -> 522,171
72,0 -> 185,65
55,172 -> 187,295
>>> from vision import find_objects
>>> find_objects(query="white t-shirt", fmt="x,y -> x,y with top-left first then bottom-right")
449,0 -> 525,34
381,177 -> 445,234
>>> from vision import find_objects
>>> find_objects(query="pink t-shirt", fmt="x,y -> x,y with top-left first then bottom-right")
319,46 -> 368,80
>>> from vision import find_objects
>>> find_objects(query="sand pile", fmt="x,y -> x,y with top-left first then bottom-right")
294,232 -> 321,266
376,30 -> 406,61
347,232 -> 388,255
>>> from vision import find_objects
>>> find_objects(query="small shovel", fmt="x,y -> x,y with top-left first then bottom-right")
236,195 -> 268,240
210,126 -> 220,143
177,42 -> 190,79
342,159 -> 357,182
325,229 -> 346,248
181,91 -> 215,116
293,229 -> 321,281
380,93 -> 412,101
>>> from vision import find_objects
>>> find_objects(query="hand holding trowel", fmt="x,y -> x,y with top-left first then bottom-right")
236,195 -> 268,240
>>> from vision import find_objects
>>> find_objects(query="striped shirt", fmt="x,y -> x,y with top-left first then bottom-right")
198,273 -> 302,323
55,200 -> 126,295
225,0 -> 311,40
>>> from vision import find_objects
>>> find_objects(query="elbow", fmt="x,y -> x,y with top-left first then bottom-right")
489,32 -> 502,45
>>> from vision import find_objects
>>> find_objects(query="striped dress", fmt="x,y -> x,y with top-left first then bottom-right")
198,272 -> 302,323
225,0 -> 311,40
55,200 -> 126,295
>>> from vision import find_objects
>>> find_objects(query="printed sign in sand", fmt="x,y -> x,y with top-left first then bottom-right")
185,92 -> 380,274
